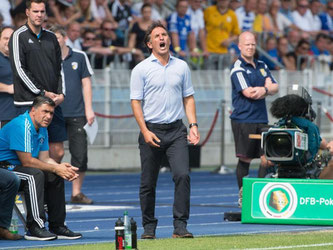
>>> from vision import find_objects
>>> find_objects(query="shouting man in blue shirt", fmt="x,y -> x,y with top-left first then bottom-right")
230,31 -> 279,207
130,22 -> 200,239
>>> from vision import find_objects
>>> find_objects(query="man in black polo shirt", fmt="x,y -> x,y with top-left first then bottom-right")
50,25 -> 95,204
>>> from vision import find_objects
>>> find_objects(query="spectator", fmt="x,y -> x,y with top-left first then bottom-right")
267,0 -> 296,36
108,0 -> 133,46
73,0 -> 100,29
0,26 -> 17,128
279,0 -> 294,22
90,0 -> 116,25
66,21 -> 82,50
230,0 -> 242,11
50,25 -> 95,205
0,0 -> 12,26
309,0 -> 323,33
292,0 -> 316,35
0,96 -> 82,240
132,0 -> 163,21
287,28 -> 301,51
130,21 -> 200,239
319,1 -> 333,33
285,38 -> 313,70
311,33 -> 330,56
154,0 -> 172,20
261,36 -> 291,69
187,0 -> 209,57
0,169 -> 22,240
48,0 -> 77,27
235,0 -> 257,32
128,3 -> 153,63
253,0 -> 274,33
230,31 -> 278,207
167,0 -> 198,59
204,0 -> 240,68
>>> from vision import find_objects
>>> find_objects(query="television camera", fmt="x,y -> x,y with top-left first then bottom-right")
261,85 -> 331,179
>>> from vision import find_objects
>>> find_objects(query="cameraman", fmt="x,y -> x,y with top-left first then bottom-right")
230,31 -> 278,206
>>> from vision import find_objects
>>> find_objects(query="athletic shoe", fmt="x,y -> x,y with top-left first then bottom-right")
0,227 -> 23,240
172,227 -> 193,238
70,193 -> 93,204
50,226 -> 82,240
141,225 -> 156,239
24,226 -> 57,241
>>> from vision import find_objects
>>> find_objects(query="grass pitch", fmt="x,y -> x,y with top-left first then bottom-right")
32,230 -> 333,250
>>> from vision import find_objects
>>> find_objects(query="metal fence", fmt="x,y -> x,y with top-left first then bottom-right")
90,68 -> 333,150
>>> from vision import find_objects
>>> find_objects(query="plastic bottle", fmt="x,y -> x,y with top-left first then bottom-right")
130,218 -> 137,250
124,211 -> 132,249
9,210 -> 18,234
115,218 -> 125,250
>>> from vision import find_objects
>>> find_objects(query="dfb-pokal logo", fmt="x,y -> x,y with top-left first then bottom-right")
259,183 -> 298,218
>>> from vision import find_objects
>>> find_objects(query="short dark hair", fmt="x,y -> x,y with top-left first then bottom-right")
32,96 -> 55,109
144,21 -> 169,53
0,26 -> 14,38
141,3 -> 152,12
296,39 -> 310,49
26,0 -> 46,9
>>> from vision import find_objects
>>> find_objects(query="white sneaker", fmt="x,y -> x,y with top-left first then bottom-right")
217,166 -> 235,175
160,166 -> 170,173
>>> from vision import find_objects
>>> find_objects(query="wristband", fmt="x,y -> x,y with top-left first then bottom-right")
189,123 -> 198,129
40,90 -> 45,96
109,45 -> 115,51
264,87 -> 269,95
131,48 -> 137,54
193,48 -> 199,53
174,46 -> 181,53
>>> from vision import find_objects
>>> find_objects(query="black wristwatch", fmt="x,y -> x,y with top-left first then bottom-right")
264,87 -> 269,95
40,90 -> 45,96
189,123 -> 198,129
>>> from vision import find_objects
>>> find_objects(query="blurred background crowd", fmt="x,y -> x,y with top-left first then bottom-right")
2,0 -> 333,71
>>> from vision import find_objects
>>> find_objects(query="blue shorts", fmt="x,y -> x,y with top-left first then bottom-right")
48,106 -> 67,143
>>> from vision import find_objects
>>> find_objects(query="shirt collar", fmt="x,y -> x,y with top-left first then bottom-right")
148,53 -> 175,64
238,55 -> 258,68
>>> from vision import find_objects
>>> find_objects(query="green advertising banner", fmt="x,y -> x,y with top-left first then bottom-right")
242,178 -> 333,225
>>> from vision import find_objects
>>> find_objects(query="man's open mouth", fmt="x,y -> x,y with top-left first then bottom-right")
160,42 -> 166,48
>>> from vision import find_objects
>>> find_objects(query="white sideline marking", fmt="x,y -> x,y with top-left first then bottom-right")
66,204 -> 134,212
247,242 -> 333,249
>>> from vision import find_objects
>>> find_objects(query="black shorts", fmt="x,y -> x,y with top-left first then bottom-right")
65,116 -> 88,172
48,106 -> 67,143
231,120 -> 267,159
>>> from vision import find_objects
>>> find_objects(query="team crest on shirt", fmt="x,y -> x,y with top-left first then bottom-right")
71,62 -> 78,70
39,137 -> 44,145
260,68 -> 267,77
226,16 -> 231,23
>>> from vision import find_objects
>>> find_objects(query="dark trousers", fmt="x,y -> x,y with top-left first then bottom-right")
139,120 -> 190,229
13,166 -> 66,229
0,169 -> 20,229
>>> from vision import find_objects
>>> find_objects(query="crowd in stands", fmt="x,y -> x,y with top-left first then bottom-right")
2,0 -> 333,70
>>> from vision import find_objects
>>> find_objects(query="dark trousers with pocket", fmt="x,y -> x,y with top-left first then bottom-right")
139,120 -> 190,229
13,165 -> 66,229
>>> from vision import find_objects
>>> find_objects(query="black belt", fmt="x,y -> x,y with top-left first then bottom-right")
146,120 -> 182,130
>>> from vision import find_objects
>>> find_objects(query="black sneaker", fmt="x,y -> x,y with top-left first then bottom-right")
172,227 -> 193,238
25,226 -> 57,241
50,226 -> 82,240
141,225 -> 156,239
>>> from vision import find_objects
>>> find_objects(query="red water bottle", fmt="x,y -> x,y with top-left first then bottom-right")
115,218 -> 125,250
